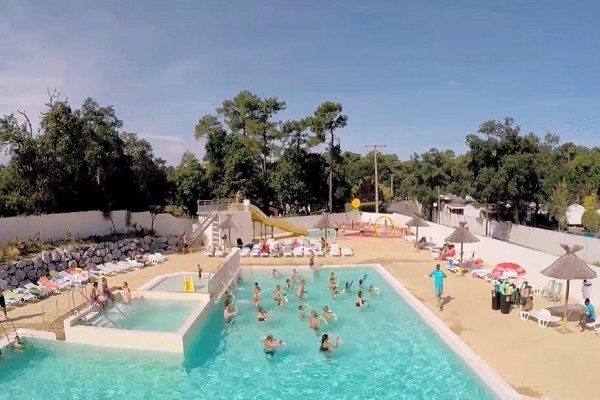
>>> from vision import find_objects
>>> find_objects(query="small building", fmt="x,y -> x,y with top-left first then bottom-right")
566,203 -> 585,226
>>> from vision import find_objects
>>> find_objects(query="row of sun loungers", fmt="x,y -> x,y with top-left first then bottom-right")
5,253 -> 167,308
204,240 -> 355,258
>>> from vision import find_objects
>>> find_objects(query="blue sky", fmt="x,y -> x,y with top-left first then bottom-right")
2,0 -> 600,164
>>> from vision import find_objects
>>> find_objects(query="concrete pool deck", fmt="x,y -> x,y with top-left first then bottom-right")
5,236 -> 597,399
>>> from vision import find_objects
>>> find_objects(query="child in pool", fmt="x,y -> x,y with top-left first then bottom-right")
298,304 -> 308,319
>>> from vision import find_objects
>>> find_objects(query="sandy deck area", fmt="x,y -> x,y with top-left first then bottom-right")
5,235 -> 595,399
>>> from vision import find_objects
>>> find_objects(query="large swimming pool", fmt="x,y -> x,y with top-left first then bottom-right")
0,266 -> 498,399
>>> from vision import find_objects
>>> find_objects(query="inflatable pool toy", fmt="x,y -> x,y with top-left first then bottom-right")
183,276 -> 195,292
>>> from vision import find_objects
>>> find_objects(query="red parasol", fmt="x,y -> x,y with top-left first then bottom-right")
492,262 -> 526,278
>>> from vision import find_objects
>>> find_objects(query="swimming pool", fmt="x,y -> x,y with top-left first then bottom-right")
0,266 -> 500,399
144,274 -> 210,293
85,299 -> 199,331
307,228 -> 336,238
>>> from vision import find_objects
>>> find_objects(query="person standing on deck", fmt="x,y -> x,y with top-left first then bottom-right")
428,264 -> 447,311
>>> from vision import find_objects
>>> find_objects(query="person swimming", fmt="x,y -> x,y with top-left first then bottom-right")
309,310 -> 321,333
292,269 -> 299,282
331,286 -> 340,299
284,278 -> 293,291
262,334 -> 284,358
253,282 -> 262,295
319,333 -> 339,352
358,279 -> 365,290
368,285 -> 380,296
343,280 -> 353,293
273,285 -> 286,307
256,305 -> 271,321
272,269 -> 281,278
11,335 -> 24,351
329,276 -> 338,292
321,306 -> 335,322
298,304 -> 308,319
252,291 -> 261,307
309,251 -> 315,269
356,290 -> 368,308
296,279 -> 307,298
223,299 -> 237,323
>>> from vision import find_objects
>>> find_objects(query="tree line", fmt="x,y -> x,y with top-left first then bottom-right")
1,91 -> 599,231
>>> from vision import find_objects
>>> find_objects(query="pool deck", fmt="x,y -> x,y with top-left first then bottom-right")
6,236 -> 597,399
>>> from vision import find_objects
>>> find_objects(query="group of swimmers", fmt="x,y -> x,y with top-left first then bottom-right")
223,268 -> 380,358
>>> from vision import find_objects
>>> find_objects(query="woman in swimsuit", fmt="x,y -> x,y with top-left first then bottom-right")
356,290 -> 368,308
321,306 -> 334,322
309,310 -> 321,333
296,280 -> 306,298
223,299 -> 237,323
319,333 -> 339,352
291,269 -> 299,282
262,334 -> 283,358
256,305 -> 270,321
252,291 -> 261,307
272,285 -> 286,306
253,282 -> 262,296
329,277 -> 338,292
121,282 -> 131,304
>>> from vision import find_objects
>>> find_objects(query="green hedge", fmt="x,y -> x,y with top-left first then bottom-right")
344,202 -> 377,213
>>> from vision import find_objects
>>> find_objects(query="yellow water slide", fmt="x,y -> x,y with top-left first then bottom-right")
249,204 -> 308,236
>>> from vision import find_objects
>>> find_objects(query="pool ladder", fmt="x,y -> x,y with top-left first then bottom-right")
0,317 -> 19,347
74,287 -> 128,329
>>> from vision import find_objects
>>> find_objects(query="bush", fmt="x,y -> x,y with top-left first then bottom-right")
582,209 -> 600,232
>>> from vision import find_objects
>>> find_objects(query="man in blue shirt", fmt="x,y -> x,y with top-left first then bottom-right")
429,264 -> 447,311
580,298 -> 596,330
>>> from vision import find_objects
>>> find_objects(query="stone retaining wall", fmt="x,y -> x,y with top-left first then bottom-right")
0,236 -> 177,289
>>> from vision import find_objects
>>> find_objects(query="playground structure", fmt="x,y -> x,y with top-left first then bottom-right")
345,215 -> 410,238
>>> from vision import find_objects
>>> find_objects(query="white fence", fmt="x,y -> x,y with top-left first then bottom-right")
435,211 -> 600,264
0,210 -> 193,243
359,211 -> 600,306
208,248 -> 241,303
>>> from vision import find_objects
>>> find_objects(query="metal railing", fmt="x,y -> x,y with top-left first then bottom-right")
208,248 -> 241,303
197,198 -> 233,214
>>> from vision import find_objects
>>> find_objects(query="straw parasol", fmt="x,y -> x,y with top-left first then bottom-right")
314,214 -> 337,243
541,244 -> 597,333
219,214 -> 241,250
445,221 -> 479,267
405,214 -> 429,248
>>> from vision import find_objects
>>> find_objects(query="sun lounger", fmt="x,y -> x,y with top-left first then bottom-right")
283,245 -> 293,257
585,320 -> 600,334
240,247 -> 251,257
541,280 -> 556,299
24,282 -> 53,297
7,289 -> 36,303
38,276 -> 64,291
91,264 -> 118,277
214,246 -> 225,257
291,246 -> 303,257
341,247 -> 354,256
520,309 -> 562,328
204,245 -> 215,257
153,253 -> 166,263
329,244 -> 341,257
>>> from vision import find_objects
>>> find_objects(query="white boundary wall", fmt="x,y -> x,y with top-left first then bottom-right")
437,211 -> 600,264
0,210 -> 193,243
361,212 -> 600,307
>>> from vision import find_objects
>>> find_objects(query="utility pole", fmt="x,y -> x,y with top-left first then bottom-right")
390,174 -> 394,198
366,144 -> 386,213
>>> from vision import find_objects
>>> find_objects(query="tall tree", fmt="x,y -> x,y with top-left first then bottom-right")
548,180 -> 570,231
309,101 -> 348,212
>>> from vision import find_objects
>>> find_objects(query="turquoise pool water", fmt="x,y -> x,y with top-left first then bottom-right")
0,267 -> 498,400
149,274 -> 210,293
87,299 -> 197,331
307,228 -> 336,238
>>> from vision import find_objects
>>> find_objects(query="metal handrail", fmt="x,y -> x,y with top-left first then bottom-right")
0,320 -> 11,345
74,287 -> 122,327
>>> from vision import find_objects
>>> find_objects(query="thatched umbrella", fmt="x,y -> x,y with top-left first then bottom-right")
219,214 -> 241,250
541,244 -> 597,333
314,214 -> 337,243
445,221 -> 479,267
405,215 -> 429,248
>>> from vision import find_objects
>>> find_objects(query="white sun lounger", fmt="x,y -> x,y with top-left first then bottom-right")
293,246 -> 304,257
240,247 -> 251,257
520,309 -> 562,328
329,244 -> 341,257
341,247 -> 354,256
